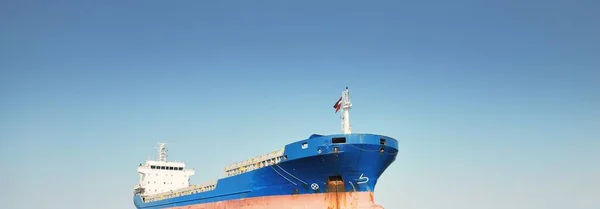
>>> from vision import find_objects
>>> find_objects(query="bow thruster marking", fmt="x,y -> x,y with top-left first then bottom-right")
356,173 -> 369,184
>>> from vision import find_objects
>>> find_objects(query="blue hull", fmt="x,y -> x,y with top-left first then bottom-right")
134,133 -> 398,209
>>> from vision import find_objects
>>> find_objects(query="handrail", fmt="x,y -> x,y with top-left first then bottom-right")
142,180 -> 218,203
223,148 -> 284,176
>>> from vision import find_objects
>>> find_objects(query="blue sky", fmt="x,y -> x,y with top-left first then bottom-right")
1,0 -> 598,209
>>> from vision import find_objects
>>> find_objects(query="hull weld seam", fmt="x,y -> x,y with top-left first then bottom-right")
348,181 -> 357,192
275,164 -> 307,185
270,165 -> 297,186
348,144 -> 398,155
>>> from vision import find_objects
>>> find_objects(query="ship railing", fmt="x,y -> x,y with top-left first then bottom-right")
223,148 -> 285,177
143,180 -> 218,203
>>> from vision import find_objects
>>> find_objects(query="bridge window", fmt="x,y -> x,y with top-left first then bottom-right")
151,166 -> 156,169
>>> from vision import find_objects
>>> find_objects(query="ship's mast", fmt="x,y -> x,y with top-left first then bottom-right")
340,87 -> 352,134
158,142 -> 167,162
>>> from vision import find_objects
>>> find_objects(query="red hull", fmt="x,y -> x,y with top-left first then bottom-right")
166,191 -> 384,209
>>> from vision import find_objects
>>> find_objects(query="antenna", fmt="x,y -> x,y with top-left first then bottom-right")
158,142 -> 167,162
340,87 -> 352,134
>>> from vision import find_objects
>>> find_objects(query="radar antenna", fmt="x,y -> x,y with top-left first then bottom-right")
341,87 -> 352,134
158,142 -> 167,162
333,87 -> 352,134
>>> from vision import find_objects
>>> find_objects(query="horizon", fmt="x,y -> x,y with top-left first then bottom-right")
1,0 -> 599,209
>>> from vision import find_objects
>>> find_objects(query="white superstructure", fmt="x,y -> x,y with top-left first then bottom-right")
134,142 -> 195,196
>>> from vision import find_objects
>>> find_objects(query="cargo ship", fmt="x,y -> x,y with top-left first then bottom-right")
133,87 -> 399,209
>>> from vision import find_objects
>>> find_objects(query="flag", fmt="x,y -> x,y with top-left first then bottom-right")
333,96 -> 342,113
